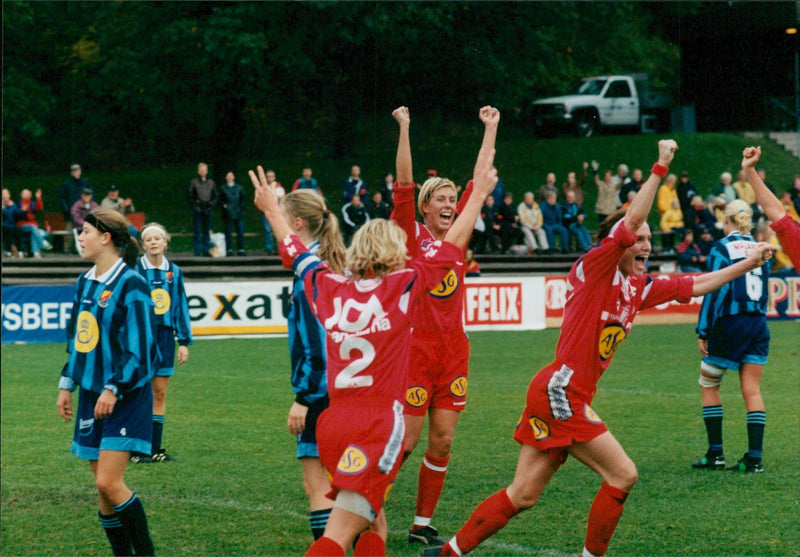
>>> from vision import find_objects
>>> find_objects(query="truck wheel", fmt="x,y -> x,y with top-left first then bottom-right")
575,112 -> 598,137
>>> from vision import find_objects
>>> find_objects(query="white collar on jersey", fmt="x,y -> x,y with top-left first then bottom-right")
85,258 -> 125,284
140,254 -> 170,270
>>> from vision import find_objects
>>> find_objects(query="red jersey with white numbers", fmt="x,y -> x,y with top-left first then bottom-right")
552,220 -> 694,401
279,234 -> 460,404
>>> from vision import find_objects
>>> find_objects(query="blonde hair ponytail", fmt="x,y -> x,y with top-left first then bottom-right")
280,190 -> 346,273
723,199 -> 753,234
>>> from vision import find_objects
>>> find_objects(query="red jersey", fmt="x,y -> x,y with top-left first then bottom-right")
279,234 -> 460,404
771,214 -> 800,270
554,219 -> 694,401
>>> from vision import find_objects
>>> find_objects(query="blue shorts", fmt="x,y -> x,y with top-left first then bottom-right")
297,396 -> 328,459
155,326 -> 175,377
72,386 -> 153,460
704,313 -> 770,370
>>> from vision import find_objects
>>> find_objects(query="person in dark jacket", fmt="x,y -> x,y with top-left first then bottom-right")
676,229 -> 707,272
366,190 -> 391,220
342,165 -> 368,205
187,162 -> 218,256
59,163 -> 92,253
541,190 -> 569,253
341,193 -> 370,246
219,171 -> 247,256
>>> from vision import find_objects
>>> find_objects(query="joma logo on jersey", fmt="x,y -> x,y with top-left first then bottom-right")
429,269 -> 458,298
324,295 -> 387,333
406,386 -> 429,408
598,323 -> 627,361
529,416 -> 550,440
449,375 -> 467,397
337,446 -> 368,474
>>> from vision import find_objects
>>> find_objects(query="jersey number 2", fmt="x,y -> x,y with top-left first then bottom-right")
334,337 -> 375,389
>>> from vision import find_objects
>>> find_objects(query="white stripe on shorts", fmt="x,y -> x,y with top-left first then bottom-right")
547,364 -> 574,421
379,400 -> 405,474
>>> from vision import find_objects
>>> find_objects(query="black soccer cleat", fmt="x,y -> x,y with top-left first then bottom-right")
409,526 -> 445,546
691,452 -> 725,470
129,454 -> 152,464
151,449 -> 174,463
726,453 -> 763,473
421,545 -> 445,556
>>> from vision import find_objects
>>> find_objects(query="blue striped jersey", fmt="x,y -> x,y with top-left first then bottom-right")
136,255 -> 193,345
696,232 -> 769,338
288,241 -> 327,405
61,258 -> 160,394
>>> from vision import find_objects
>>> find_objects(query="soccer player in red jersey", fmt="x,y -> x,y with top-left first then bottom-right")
250,132 -> 498,557
426,140 -> 774,557
391,105 -> 500,546
742,145 -> 800,269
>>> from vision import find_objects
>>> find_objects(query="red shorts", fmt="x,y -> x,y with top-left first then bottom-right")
404,331 -> 470,416
317,399 -> 405,515
512,363 -> 608,470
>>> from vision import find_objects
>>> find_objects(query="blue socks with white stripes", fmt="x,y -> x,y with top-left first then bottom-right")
701,405 -> 723,455
746,411 -> 766,460
309,508 -> 332,540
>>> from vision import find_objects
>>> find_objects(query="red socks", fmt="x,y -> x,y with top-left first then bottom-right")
353,531 -> 385,556
305,536 -> 344,556
414,451 -> 451,527
584,482 -> 629,556
449,488 -> 519,555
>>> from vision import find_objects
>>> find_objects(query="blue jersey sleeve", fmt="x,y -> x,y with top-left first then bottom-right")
696,243 -> 729,338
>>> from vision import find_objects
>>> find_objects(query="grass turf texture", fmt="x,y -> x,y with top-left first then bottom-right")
2,322 -> 798,556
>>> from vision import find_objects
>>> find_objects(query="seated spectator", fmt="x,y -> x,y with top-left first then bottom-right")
471,195 -> 499,254
676,229 -> 706,272
341,192 -> 370,245
686,194 -> 717,238
496,192 -> 523,253
220,171 -> 247,256
380,173 -> 395,209
343,165 -> 368,205
780,191 -> 800,224
100,185 -> 138,237
540,190 -> 569,254
659,198 -> 684,253
621,190 -> 636,210
366,190 -> 390,220
677,170 -> 698,219
765,225 -> 794,275
612,163 -> 631,203
712,171 -> 737,204
708,194 -> 727,237
490,175 -> 506,206
732,169 -> 755,206
293,166 -> 321,194
560,189 -> 591,252
517,191 -> 548,254
620,168 -> 644,204
465,248 -> 480,277
562,162 -> 587,206
656,173 -> 678,216
2,188 -> 22,257
17,188 -> 50,258
697,229 -> 715,257
538,172 -> 558,203
71,188 -> 98,234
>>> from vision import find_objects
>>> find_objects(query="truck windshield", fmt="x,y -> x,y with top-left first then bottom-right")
577,79 -> 606,95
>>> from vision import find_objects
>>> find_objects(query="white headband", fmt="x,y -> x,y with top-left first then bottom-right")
140,225 -> 168,240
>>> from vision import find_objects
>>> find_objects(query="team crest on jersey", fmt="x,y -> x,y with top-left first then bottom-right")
337,446 -> 368,475
406,386 -> 429,408
598,322 -> 627,361
429,269 -> 458,298
166,271 -> 174,284
151,288 -> 171,316
529,416 -> 550,440
98,290 -> 113,308
584,405 -> 603,424
75,310 -> 99,353
449,375 -> 468,397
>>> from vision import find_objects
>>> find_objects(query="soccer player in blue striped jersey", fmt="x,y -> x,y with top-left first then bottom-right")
57,208 -> 160,555
693,200 -> 770,473
132,222 -> 193,463
277,190 -> 346,540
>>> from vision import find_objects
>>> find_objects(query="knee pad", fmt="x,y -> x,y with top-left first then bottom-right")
334,490 -> 376,522
699,361 -> 725,388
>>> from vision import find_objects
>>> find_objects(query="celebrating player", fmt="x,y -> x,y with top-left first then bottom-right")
425,140 -> 774,557
391,105 -> 499,546
692,200 -> 770,472
130,222 -> 192,463
56,209 -> 160,556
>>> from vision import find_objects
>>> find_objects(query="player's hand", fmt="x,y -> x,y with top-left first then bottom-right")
657,140 -> 679,166
748,242 -> 773,267
742,146 -> 761,169
94,389 -> 118,420
472,151 -> 499,199
479,105 -> 500,127
177,345 -> 189,364
392,106 -> 410,127
57,389 -> 73,421
287,402 -> 309,436
250,165 -> 279,215
697,338 -> 708,357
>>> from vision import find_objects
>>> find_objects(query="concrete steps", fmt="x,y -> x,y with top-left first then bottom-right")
768,131 -> 800,160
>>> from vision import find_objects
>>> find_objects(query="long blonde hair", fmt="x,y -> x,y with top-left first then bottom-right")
345,219 -> 407,280
723,199 -> 753,235
280,190 -> 346,273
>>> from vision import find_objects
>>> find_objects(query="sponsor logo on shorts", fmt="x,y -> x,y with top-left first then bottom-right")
429,269 -> 459,298
75,310 -> 99,353
406,386 -> 429,408
337,446 -> 368,475
583,405 -> 603,424
98,290 -> 113,308
529,416 -> 550,440
598,322 -> 627,361
79,417 -> 94,436
151,288 -> 171,316
449,375 -> 468,398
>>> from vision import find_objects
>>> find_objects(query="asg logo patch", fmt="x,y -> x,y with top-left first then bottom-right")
337,446 -> 368,475
75,310 -> 99,353
151,288 -> 171,315
598,323 -> 627,361
98,290 -> 113,308
584,405 -> 603,424
449,375 -> 467,398
406,386 -> 429,408
429,269 -> 458,298
529,416 -> 550,440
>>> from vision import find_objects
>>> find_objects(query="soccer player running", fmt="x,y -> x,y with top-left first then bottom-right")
130,223 -> 192,463
391,105 -> 500,547
425,140 -> 774,557
250,120 -> 498,557
57,209 -> 160,556
692,199 -> 770,473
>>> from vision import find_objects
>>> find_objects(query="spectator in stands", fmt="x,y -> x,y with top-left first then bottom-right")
780,191 -> 800,224
709,195 -> 727,237
517,191 -> 548,254
293,166 -> 321,194
380,173 -> 395,209
656,173 -> 679,217
562,162 -> 587,206
686,194 -> 717,239
342,165 -> 368,205
341,192 -> 370,245
59,163 -> 92,253
541,190 -> 569,254
659,198 -> 685,253
71,188 -> 98,235
592,161 -> 621,224
561,189 -> 591,252
764,226 -> 794,275
676,229 -> 707,272
100,185 -> 138,238
612,163 -> 631,203
18,188 -> 51,258
366,190 -> 391,220
732,169 -> 756,206
260,170 -> 285,255
621,190 -> 636,210
756,169 -> 775,192
220,171 -> 247,256
620,168 -> 644,204
697,229 -> 715,257
712,172 -> 737,204
187,162 -> 218,257
471,195 -> 500,254
677,170 -> 698,221
3,188 -> 22,257
491,174 -> 507,207
465,248 -> 480,277
496,191 -> 523,254
538,172 -> 559,203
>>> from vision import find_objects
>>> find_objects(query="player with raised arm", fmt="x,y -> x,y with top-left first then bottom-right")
424,140 -> 773,557
391,105 -> 499,546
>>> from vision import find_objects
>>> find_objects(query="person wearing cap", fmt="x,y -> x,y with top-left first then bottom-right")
71,188 -> 99,235
60,164 -> 93,253
677,170 -> 698,222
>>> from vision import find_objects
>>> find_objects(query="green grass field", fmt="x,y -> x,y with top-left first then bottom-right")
2,322 -> 798,556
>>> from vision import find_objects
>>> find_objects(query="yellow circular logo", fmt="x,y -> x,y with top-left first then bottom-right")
337,446 -> 368,475
151,288 -> 171,315
449,375 -> 468,398
74,310 -> 99,353
584,405 -> 603,424
429,269 -> 458,298
406,386 -> 429,408
598,323 -> 627,361
529,416 -> 550,440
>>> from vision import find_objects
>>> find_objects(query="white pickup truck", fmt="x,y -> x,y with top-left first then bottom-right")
531,74 -> 671,137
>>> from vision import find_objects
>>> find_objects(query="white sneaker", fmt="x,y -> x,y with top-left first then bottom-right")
43,240 -> 53,251
33,252 -> 42,259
